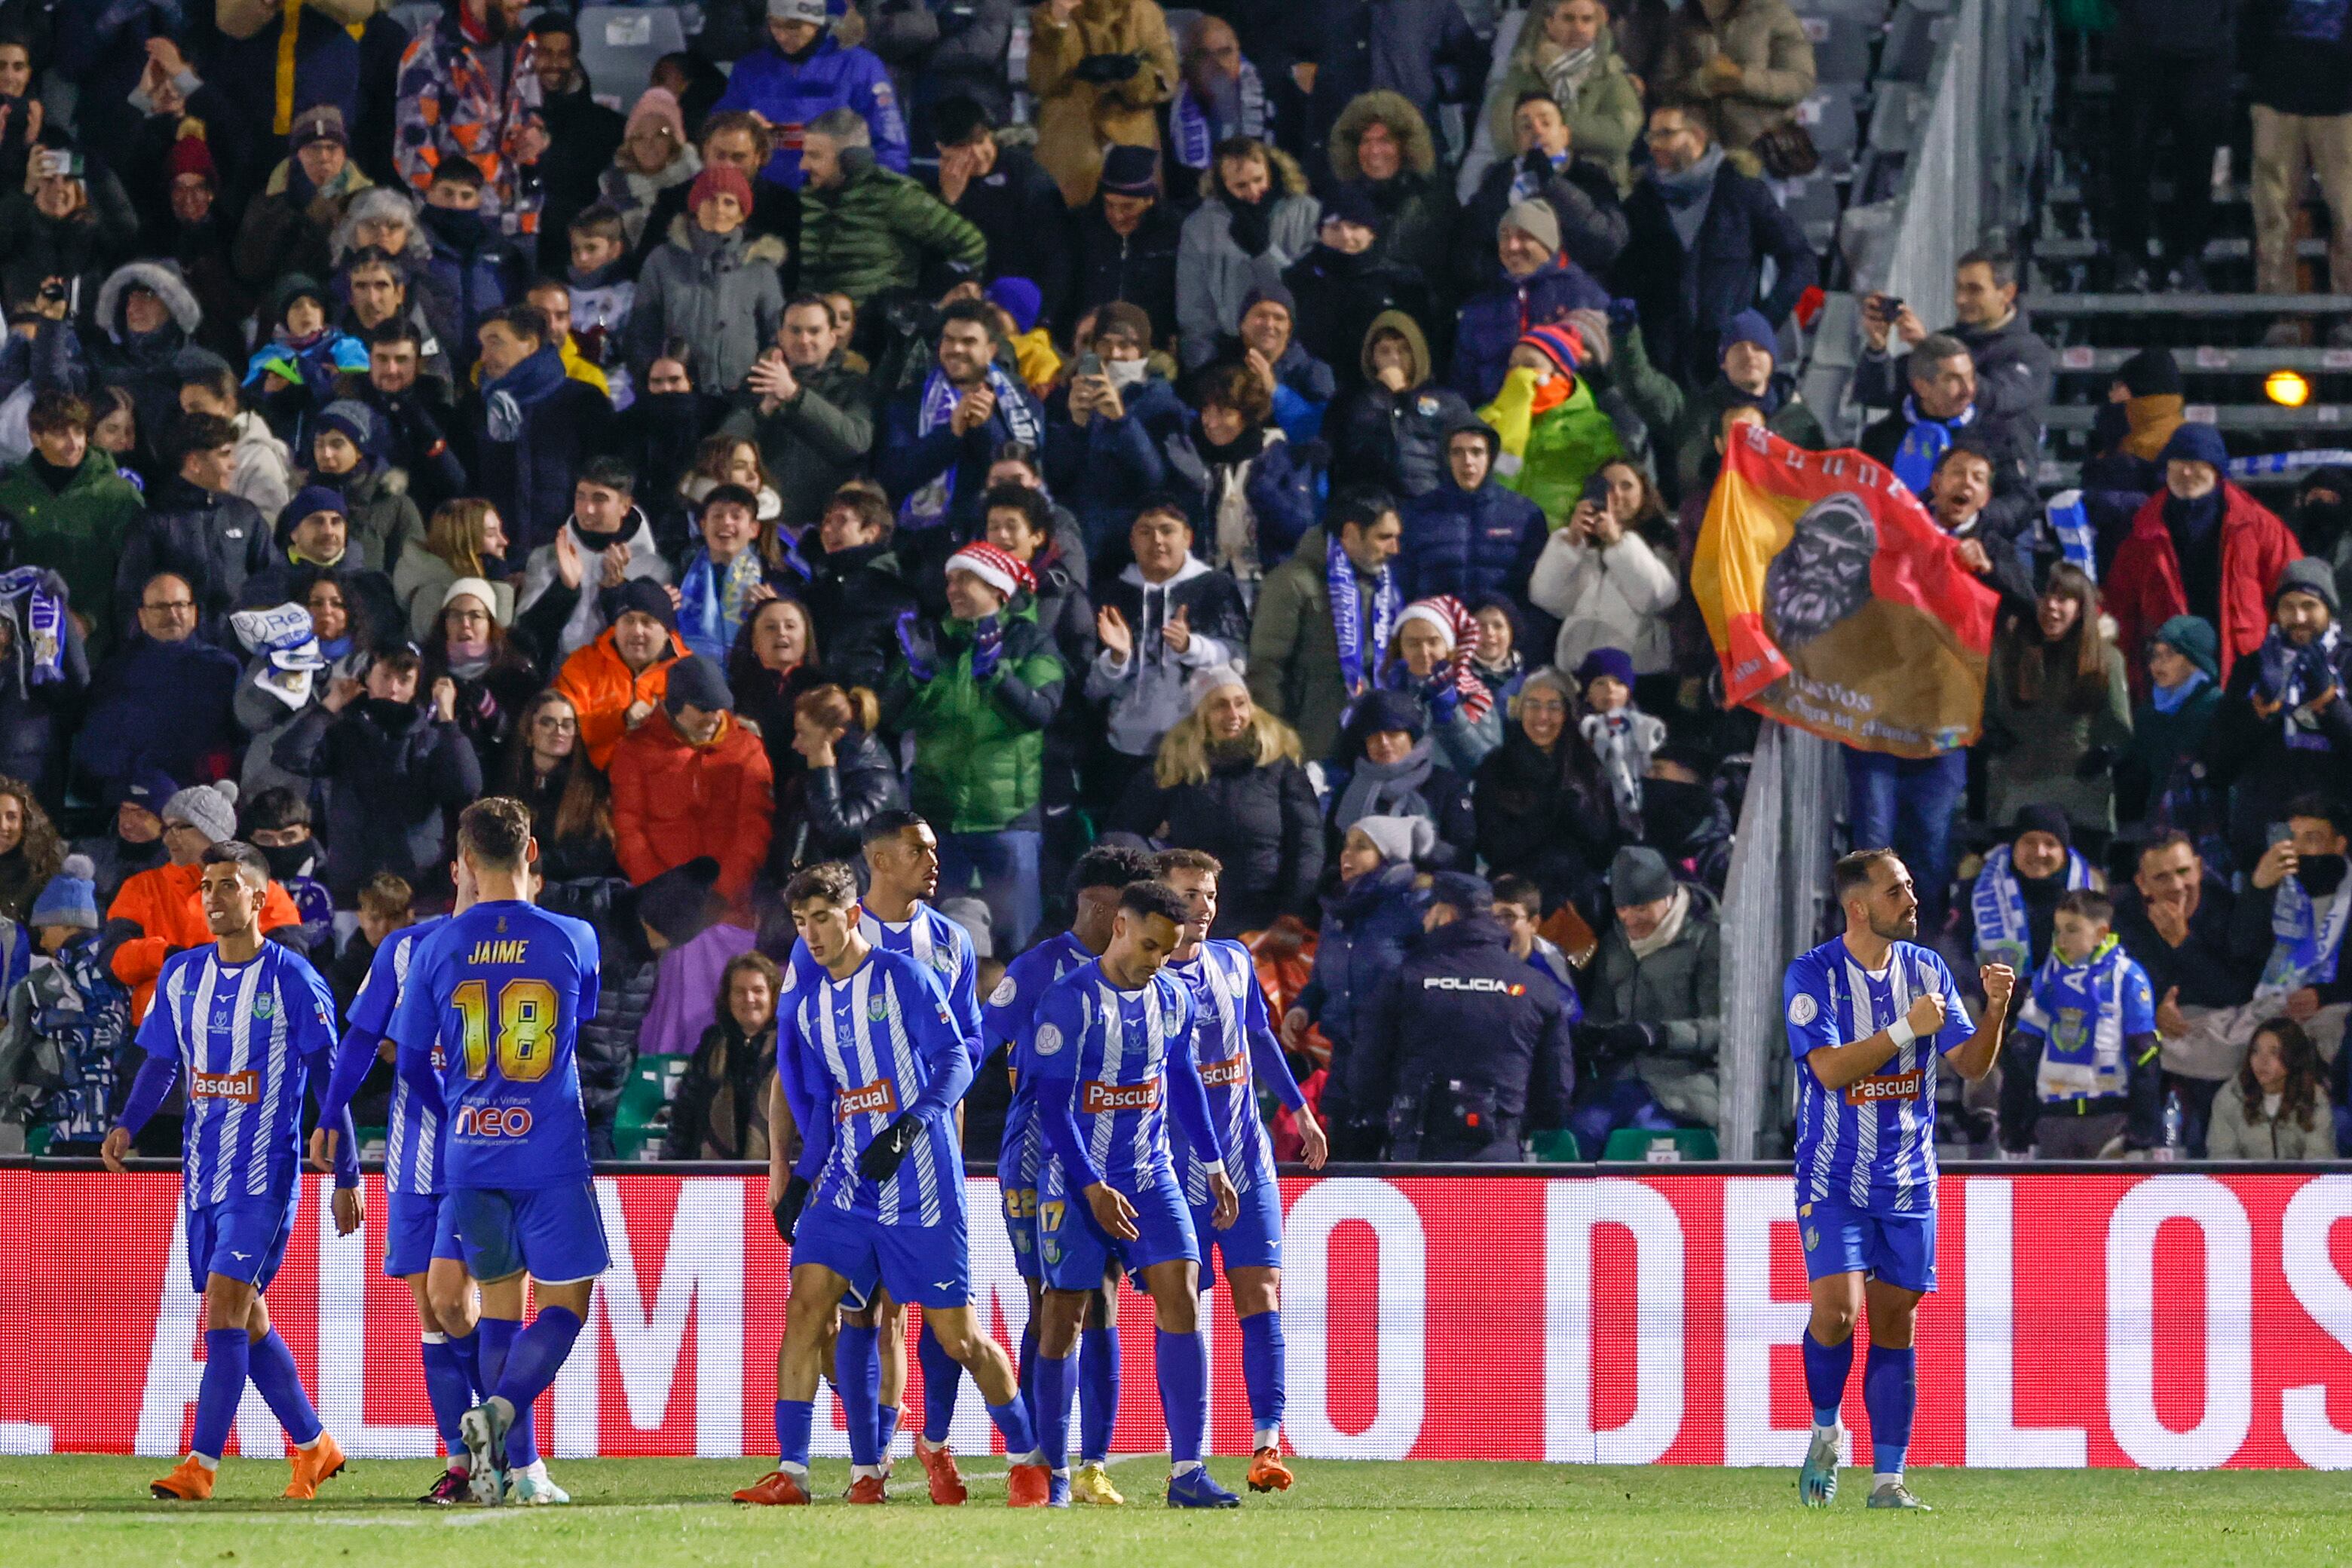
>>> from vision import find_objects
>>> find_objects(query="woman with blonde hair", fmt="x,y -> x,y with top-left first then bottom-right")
779,682 -> 903,869
1109,666 -> 1322,936
0,773 -> 66,923
394,498 -> 516,642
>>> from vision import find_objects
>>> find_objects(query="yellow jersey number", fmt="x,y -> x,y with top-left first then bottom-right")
453,978 -> 562,1082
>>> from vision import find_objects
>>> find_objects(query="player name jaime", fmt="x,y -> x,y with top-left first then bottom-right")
465,939 -> 532,964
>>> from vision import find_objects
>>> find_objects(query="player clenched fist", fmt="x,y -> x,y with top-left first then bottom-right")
1903,990 -> 1945,1040
1978,963 -> 2016,1017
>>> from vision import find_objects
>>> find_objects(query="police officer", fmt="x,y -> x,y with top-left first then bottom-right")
1358,871 -> 1577,1161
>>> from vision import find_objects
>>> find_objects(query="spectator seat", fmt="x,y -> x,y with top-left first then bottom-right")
1600,1127 -> 1721,1162
578,5 -> 691,112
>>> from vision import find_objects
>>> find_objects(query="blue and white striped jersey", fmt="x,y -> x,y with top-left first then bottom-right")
1784,937 -> 1970,1217
1031,960 -> 1220,1193
348,918 -> 446,1197
787,902 -> 982,1067
784,945 -> 973,1227
136,943 -> 340,1207
985,930 -> 1092,1191
1167,940 -> 1299,1201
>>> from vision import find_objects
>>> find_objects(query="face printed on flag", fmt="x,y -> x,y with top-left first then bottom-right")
1692,425 -> 1998,758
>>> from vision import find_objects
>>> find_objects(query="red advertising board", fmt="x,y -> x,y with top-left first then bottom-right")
5,1168 -> 2352,1468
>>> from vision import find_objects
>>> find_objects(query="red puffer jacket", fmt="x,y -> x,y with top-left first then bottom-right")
608,709 -> 776,908
2107,482 -> 2300,698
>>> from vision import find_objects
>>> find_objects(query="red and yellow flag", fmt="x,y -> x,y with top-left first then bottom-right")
1692,426 -> 1998,758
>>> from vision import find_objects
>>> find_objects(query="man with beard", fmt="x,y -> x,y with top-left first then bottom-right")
1967,806 -> 2093,978
522,16 -> 624,273
2208,559 -> 2352,871
1763,489 -> 1876,652
727,296 -> 875,526
1786,848 -> 2012,1514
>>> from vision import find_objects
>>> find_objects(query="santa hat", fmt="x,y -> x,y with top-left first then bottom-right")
944,541 -> 1035,600
1397,596 -> 1494,725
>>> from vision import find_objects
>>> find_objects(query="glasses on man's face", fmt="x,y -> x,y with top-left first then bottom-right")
142,599 -> 195,616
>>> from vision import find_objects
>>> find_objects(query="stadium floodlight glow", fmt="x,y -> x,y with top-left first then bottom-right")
2267,368 -> 2312,408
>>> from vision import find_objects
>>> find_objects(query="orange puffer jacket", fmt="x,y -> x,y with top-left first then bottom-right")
553,624 -> 687,769
107,861 -> 303,1021
609,709 -> 776,907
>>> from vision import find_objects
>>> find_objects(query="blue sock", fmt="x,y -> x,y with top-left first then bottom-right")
835,1323 -> 880,1468
447,1325 -> 484,1399
1156,1328 -> 1207,1468
1031,1352 -> 1075,1475
917,1319 -> 962,1444
191,1328 -> 250,1462
1079,1325 -> 1119,1465
1239,1310 -> 1285,1445
493,1307 -> 583,1417
419,1334 -> 472,1460
247,1328 -> 323,1448
478,1317 -> 539,1469
774,1398 -> 813,1471
987,1398 -> 1037,1459
877,1404 -> 901,1459
1017,1321 -> 1039,1429
1864,1343 -> 1916,1477
1802,1329 -> 1853,1429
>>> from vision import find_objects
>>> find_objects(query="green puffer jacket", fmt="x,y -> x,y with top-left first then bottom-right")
798,150 -> 988,305
1480,366 -> 1626,526
0,447 -> 143,652
883,599 -> 1065,832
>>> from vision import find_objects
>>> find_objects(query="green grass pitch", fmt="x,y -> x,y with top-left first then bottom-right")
2,1456 -> 2349,1566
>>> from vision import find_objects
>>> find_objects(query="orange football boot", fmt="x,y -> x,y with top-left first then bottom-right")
284,1432 -> 348,1499
150,1456 -> 215,1501
733,1469 -> 812,1505
845,1474 -> 888,1504
1006,1462 -> 1052,1507
914,1437 -> 967,1505
1247,1447 -> 1294,1493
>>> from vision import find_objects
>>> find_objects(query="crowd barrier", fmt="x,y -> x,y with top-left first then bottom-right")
6,1162 -> 2351,1468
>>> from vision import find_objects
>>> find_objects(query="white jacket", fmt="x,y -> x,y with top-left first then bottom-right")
1528,527 -> 1679,676
231,412 -> 294,525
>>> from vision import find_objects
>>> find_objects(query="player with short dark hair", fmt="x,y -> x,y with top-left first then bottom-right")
102,841 -> 357,1502
387,798 -> 608,1506
985,841 -> 1159,1505
1157,849 -> 1327,1492
1028,880 -> 1242,1508
736,862 -> 1049,1508
1786,847 -> 2014,1511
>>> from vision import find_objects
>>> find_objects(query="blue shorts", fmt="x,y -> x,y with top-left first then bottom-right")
384,1189 -> 467,1279
1040,1166 -> 1199,1294
446,1183 -> 611,1286
1191,1174 -> 1283,1291
187,1188 -> 299,1294
792,1199 -> 972,1312
1799,1195 -> 1937,1293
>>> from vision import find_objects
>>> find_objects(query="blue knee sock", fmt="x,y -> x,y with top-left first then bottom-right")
1031,1352 -> 1075,1475
247,1328 -> 323,1448
877,1404 -> 901,1459
987,1396 -> 1037,1461
1864,1343 -> 1916,1478
1017,1321 -> 1039,1429
419,1334 -> 473,1460
1239,1310 -> 1285,1447
1079,1325 -> 1119,1465
191,1328 -> 250,1462
1802,1329 -> 1854,1429
774,1398 -> 813,1472
917,1319 -> 962,1444
446,1324 -> 484,1400
1156,1328 -> 1207,1469
835,1323 -> 880,1468
477,1315 -> 537,1470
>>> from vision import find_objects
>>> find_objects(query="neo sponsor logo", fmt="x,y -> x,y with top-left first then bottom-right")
1422,976 -> 1527,996
838,1079 -> 899,1119
1199,1055 -> 1248,1089
1083,1079 -> 1162,1114
454,1104 -> 535,1138
1845,1069 -> 1925,1104
188,1070 -> 260,1103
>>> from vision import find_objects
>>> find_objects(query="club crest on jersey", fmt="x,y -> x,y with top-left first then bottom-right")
839,1078 -> 899,1119
1788,993 -> 1819,1026
866,995 -> 890,1022
1083,1079 -> 1161,1114
1034,1023 -> 1063,1057
991,974 -> 1017,1006
190,1069 -> 259,1103
253,994 -> 276,1019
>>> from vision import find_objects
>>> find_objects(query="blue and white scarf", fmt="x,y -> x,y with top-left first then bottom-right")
2260,871 -> 2352,1002
2046,488 -> 2096,582
1328,532 -> 1398,702
2023,936 -> 2146,1103
0,568 -> 66,687
2151,667 -> 2207,714
1892,397 -> 1976,499
230,602 -> 327,711
2282,622 -> 2344,752
1971,841 -> 2090,972
901,363 -> 1040,531
1171,63 -> 1268,173
677,547 -> 766,664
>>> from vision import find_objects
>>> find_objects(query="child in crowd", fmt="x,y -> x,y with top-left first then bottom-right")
568,204 -> 639,408
1577,647 -> 1663,825
2006,887 -> 2164,1159
0,856 -> 130,1156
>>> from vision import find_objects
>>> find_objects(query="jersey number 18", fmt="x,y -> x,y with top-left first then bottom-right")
453,978 -> 561,1082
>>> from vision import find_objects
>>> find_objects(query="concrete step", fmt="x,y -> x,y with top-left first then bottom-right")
2031,292 -> 2352,317
2033,237 -> 2332,265
2053,345 -> 2352,375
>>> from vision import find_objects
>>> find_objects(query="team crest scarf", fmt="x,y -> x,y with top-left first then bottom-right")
678,547 -> 766,663
1970,842 -> 2089,971
902,363 -> 1039,530
2260,871 -> 2352,1001
2028,935 -> 2133,1101
1328,532 -> 1399,702
1892,397 -> 1976,499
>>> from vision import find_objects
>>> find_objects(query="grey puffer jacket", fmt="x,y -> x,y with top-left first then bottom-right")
626,216 -> 788,394
1176,149 -> 1322,369
1579,883 -> 1723,1126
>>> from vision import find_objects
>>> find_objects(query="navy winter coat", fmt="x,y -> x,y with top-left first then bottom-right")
1044,374 -> 1191,558
1612,160 -> 1817,387
1451,255 -> 1612,404
459,363 -> 616,555
1398,474 -> 1551,609
1301,860 -> 1428,1119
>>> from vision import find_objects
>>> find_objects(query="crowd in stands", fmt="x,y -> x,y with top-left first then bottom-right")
0,0 -> 2338,1167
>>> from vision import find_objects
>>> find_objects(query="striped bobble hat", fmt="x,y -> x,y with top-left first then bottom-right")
1517,323 -> 1584,379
